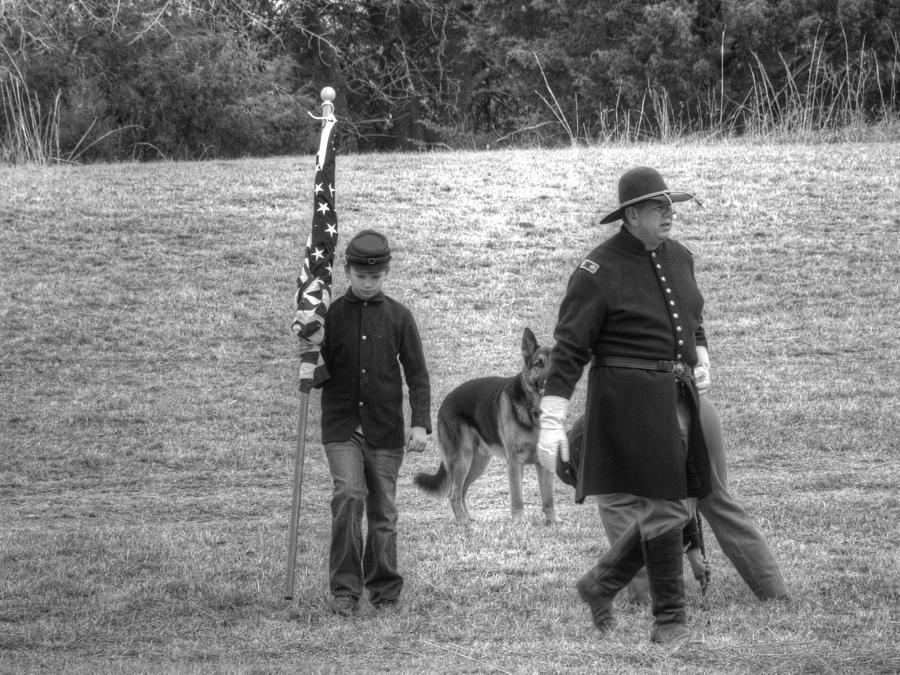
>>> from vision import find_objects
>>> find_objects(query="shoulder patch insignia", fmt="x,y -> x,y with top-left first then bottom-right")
579,259 -> 599,274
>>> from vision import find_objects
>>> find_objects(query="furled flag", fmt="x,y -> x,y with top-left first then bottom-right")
291,107 -> 337,393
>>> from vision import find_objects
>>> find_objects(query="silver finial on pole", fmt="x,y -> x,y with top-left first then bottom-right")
320,86 -> 336,123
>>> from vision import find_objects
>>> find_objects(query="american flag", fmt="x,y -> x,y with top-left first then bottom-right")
291,112 -> 337,393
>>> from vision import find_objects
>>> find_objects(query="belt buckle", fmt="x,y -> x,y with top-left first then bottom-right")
673,362 -> 687,376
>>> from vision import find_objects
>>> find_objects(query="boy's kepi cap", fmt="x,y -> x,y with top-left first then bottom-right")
346,229 -> 391,268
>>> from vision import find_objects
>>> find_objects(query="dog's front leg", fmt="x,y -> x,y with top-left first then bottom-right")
507,460 -> 526,523
536,464 -> 558,525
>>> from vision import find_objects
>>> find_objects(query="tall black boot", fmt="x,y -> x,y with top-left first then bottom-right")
642,529 -> 692,644
576,524 -> 646,633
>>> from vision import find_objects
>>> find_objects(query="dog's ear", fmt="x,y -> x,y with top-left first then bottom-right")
521,327 -> 539,362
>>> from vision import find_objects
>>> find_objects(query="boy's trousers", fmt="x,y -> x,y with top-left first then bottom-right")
597,392 -> 790,601
325,432 -> 404,605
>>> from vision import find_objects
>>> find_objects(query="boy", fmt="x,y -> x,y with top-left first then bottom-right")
317,229 -> 431,615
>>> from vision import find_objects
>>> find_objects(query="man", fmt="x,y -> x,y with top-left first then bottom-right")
537,166 -> 713,644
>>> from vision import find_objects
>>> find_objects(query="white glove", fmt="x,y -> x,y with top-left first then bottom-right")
537,396 -> 569,471
694,345 -> 711,393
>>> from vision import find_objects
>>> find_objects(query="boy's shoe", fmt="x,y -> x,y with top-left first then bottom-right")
328,595 -> 359,617
373,598 -> 399,612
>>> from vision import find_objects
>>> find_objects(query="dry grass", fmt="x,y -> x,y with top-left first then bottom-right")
1,142 -> 899,674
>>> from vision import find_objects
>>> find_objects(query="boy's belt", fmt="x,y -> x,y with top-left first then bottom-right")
593,356 -> 692,376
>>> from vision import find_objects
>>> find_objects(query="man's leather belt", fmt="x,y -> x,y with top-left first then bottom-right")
593,356 -> 691,376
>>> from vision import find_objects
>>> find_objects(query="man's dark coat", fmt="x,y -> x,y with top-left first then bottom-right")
544,226 -> 712,502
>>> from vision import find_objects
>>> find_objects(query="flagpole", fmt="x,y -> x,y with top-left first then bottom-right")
284,86 -> 337,601
284,391 -> 309,600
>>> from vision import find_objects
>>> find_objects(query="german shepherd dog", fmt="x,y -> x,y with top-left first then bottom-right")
414,327 -> 555,525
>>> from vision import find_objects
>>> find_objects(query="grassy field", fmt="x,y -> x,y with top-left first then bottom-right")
1,141 -> 899,674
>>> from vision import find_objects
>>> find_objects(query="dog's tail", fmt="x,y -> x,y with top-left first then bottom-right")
414,463 -> 449,495
415,407 -> 457,495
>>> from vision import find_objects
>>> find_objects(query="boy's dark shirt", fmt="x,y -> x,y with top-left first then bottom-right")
320,288 -> 431,448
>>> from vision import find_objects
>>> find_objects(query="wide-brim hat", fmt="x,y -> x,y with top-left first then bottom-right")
599,166 -> 696,224
346,229 -> 391,268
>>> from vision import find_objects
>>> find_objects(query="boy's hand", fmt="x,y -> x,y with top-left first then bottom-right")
405,426 -> 427,453
296,338 -> 317,354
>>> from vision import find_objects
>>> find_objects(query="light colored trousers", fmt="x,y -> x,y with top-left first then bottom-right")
597,392 -> 790,601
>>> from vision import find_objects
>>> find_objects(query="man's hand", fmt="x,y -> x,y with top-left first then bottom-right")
694,345 -> 711,393
537,396 -> 569,472
686,547 -> 711,594
405,426 -> 427,453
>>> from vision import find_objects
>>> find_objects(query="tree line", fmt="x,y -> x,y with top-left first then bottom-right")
2,0 -> 898,162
